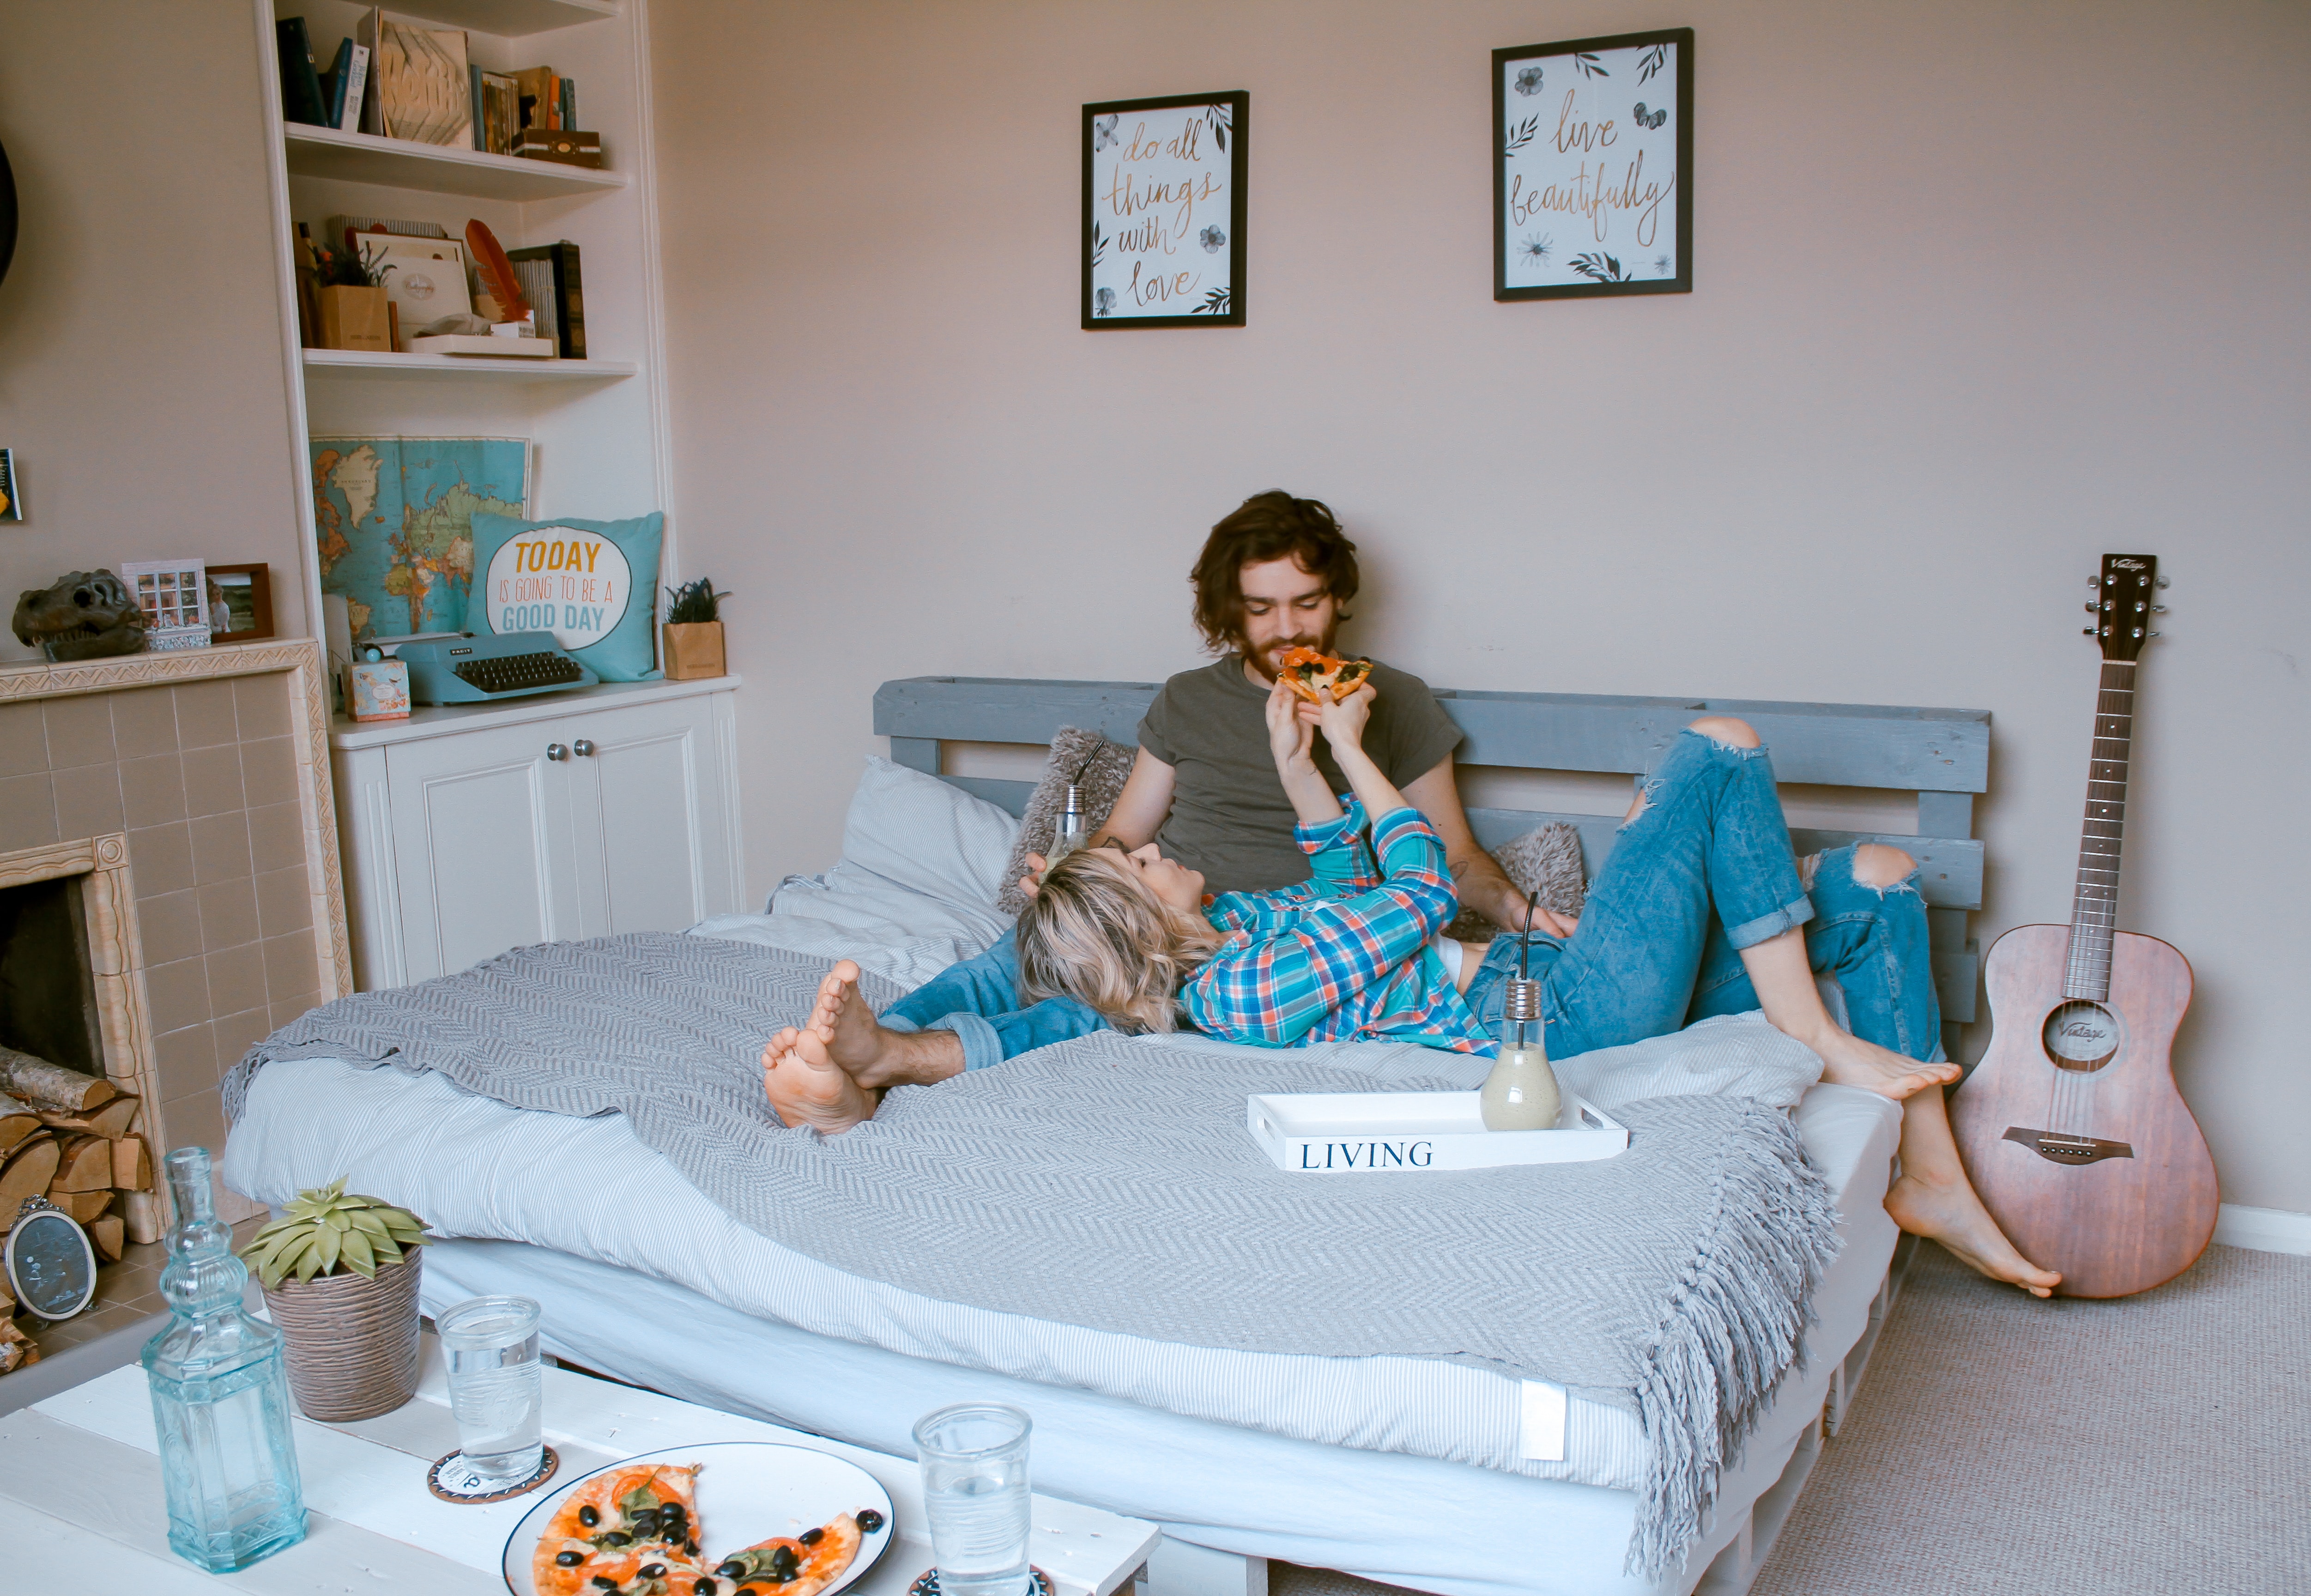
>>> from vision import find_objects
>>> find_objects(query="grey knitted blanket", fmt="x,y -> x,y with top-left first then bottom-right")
226,933 -> 1839,1577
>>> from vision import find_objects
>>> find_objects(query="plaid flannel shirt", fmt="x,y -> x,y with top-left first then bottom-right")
1180,799 -> 1494,1054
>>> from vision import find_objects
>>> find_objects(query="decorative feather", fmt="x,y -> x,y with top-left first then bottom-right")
464,218 -> 529,323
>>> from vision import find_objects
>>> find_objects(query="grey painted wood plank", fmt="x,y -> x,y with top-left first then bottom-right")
1461,807 -> 1983,910
1916,792 -> 1975,839
887,735 -> 941,775
878,677 -> 1990,792
1935,951 -> 1981,1023
945,774 -> 1035,816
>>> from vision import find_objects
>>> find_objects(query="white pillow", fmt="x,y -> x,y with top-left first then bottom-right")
839,756 -> 1020,915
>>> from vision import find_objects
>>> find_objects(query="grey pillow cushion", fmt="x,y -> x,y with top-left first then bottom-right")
996,728 -> 1138,915
1445,820 -> 1589,941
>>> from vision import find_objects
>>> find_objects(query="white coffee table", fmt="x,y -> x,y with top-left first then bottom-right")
0,1331 -> 1161,1595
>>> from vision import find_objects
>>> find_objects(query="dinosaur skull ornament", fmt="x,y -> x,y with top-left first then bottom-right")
12,570 -> 148,661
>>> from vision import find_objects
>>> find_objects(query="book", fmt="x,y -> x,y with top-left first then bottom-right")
325,214 -> 449,248
473,70 -> 521,155
339,41 -> 370,132
275,18 -> 330,127
325,37 -> 354,129
375,18 -> 471,146
560,78 -> 576,131
514,66 -> 563,130
507,241 -> 585,359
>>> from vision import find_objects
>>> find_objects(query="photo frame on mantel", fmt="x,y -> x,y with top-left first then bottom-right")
1494,29 -> 1693,302
1083,91 -> 1247,329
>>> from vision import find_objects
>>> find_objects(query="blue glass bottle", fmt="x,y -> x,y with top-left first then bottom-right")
140,1146 -> 307,1571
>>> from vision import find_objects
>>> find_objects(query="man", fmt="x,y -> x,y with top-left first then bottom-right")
1086,490 -> 1556,931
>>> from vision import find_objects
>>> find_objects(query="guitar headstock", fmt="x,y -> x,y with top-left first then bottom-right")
2084,552 -> 2165,660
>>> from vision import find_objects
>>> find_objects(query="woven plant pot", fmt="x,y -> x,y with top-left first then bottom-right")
261,1248 -> 423,1421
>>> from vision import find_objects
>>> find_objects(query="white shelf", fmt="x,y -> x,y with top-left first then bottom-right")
302,348 -> 637,382
351,0 -> 618,37
329,674 -> 741,750
284,123 -> 627,201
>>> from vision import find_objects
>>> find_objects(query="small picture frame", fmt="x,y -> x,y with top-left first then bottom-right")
1083,91 -> 1248,329
5,1197 -> 97,1322
117,558 -> 212,652
1494,28 -> 1694,301
205,562 -> 277,642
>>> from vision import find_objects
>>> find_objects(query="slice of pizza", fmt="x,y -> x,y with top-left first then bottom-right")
535,1464 -> 706,1596
1278,646 -> 1376,704
710,1511 -> 865,1596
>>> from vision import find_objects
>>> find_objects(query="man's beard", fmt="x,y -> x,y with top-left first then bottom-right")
1240,621 -> 1340,683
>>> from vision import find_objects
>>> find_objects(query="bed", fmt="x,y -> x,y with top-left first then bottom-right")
224,677 -> 1990,1596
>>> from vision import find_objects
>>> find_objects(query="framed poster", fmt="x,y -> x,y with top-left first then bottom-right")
1494,28 -> 1692,301
1083,91 -> 1247,329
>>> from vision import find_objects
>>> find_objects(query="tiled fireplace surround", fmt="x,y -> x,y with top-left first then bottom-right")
0,641 -> 351,1222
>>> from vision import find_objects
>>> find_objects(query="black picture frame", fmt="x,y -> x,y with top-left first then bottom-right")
1082,91 -> 1247,330
1494,28 -> 1693,302
205,562 -> 277,643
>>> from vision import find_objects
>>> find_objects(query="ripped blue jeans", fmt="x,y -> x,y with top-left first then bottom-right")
1463,727 -> 1943,1062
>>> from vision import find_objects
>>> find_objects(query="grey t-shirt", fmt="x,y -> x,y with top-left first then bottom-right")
1137,654 -> 1464,895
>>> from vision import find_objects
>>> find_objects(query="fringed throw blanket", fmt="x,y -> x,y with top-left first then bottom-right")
226,933 -> 1839,1577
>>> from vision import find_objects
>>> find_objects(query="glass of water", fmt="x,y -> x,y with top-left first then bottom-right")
913,1403 -> 1033,1596
437,1296 -> 544,1485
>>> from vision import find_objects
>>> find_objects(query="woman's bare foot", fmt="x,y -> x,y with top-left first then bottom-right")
811,959 -> 967,1091
762,1026 -> 877,1134
1803,1027 -> 1962,1100
1887,1169 -> 2065,1298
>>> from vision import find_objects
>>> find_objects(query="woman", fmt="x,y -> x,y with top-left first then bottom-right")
767,680 -> 2061,1295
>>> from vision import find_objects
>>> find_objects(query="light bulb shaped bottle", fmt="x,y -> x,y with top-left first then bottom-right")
1481,978 -> 1561,1130
141,1147 -> 307,1572
1048,784 -> 1087,864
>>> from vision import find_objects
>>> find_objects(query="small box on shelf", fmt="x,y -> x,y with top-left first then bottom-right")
514,128 -> 603,168
320,284 -> 392,351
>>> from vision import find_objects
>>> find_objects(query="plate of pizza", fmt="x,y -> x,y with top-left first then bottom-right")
1277,647 -> 1375,704
503,1441 -> 895,1596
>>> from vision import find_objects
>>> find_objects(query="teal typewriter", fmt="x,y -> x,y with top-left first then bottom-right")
396,632 -> 598,704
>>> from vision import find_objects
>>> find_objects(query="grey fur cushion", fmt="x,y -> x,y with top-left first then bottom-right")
1445,820 -> 1589,941
996,727 -> 1138,915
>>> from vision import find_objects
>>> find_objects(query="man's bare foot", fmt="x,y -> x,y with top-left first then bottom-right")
762,1027 -> 877,1135
1805,1028 -> 1962,1100
809,959 -> 967,1091
1887,1170 -> 2064,1298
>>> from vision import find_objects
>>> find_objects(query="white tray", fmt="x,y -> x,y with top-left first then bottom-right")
1246,1088 -> 1628,1172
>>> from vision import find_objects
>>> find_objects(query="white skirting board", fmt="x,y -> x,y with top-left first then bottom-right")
2214,1203 -> 2311,1255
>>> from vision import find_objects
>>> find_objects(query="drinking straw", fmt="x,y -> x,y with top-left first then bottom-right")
1521,887 -> 1540,980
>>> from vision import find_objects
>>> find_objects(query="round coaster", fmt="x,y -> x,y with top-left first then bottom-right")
428,1444 -> 560,1504
908,1567 -> 1053,1596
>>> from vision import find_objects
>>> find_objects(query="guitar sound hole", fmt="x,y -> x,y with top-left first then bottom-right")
2043,999 -> 2120,1072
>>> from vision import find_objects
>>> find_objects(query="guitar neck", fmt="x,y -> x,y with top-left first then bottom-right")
2066,659 -> 2136,1000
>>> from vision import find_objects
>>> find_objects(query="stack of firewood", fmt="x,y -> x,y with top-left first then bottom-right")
0,1045 -> 161,1275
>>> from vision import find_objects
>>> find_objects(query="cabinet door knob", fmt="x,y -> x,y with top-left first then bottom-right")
573,739 -> 596,757
546,743 -> 569,762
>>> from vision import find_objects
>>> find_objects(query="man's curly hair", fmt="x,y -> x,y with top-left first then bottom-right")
1189,490 -> 1360,655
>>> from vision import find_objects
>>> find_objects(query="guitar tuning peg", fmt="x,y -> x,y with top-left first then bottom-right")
2148,631 -> 2161,638
2082,627 -> 2096,636
2152,605 -> 2167,613
2087,577 -> 2101,588
2157,576 -> 2171,588
2084,602 -> 2099,614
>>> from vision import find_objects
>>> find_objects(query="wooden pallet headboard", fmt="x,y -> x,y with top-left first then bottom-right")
875,676 -> 1989,1056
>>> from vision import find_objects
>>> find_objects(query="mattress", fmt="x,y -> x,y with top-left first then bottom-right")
222,1040 -> 1898,1482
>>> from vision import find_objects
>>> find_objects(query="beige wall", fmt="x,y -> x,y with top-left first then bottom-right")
0,0 -> 309,663
652,0 -> 2309,1211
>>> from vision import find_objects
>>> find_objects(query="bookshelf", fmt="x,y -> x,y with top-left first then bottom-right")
284,122 -> 630,200
302,348 -> 639,381
254,0 -> 675,647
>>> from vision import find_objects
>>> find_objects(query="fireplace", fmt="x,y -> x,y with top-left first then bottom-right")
0,641 -> 353,1242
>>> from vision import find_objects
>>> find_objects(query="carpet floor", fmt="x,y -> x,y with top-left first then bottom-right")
1269,1240 -> 2310,1596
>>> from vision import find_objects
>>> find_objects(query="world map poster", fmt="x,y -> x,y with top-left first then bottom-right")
311,436 -> 530,641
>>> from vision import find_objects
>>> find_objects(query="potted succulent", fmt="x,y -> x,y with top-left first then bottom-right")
662,576 -> 730,681
315,237 -> 396,352
240,1178 -> 431,1421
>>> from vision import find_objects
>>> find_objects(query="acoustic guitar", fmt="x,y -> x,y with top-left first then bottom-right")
1950,553 -> 2218,1299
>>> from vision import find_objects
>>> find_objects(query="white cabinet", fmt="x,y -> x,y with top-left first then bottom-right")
333,678 -> 744,990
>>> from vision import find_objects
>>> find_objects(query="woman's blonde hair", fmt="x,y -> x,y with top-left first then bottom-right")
1016,847 -> 1223,1034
